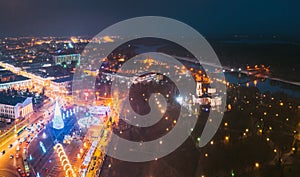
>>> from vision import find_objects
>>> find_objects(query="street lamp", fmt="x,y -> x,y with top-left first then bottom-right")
255,162 -> 260,168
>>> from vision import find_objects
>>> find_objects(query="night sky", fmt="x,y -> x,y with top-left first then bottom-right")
0,0 -> 299,39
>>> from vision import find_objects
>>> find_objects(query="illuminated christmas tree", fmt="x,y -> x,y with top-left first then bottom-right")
53,100 -> 64,130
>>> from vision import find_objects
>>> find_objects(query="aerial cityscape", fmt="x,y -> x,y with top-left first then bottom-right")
0,1 -> 299,177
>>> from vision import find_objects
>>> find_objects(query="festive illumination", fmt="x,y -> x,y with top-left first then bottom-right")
53,100 -> 64,130
53,143 -> 76,177
42,132 -> 47,139
77,116 -> 100,128
39,141 -> 47,153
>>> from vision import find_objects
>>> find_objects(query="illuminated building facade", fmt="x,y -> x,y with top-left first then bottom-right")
193,82 -> 222,106
50,76 -> 72,94
53,54 -> 80,65
0,95 -> 33,123
196,82 -> 203,96
0,67 -> 32,90
0,78 -> 32,90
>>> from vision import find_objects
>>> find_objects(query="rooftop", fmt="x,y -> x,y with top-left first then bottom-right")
52,75 -> 73,83
0,94 -> 28,106
0,69 -> 15,77
26,65 -> 71,78
0,70 -> 30,84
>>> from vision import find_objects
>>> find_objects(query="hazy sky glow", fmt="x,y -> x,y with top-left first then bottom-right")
0,0 -> 299,38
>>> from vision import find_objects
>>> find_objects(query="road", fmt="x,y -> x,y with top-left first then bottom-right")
0,99 -> 56,176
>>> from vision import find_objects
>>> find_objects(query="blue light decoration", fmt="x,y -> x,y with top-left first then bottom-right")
29,154 -> 33,160
63,113 -> 65,120
42,132 -> 47,139
36,172 -> 41,177
176,96 -> 183,104
66,110 -> 69,118
52,100 -> 64,130
68,42 -> 74,49
39,141 -> 47,153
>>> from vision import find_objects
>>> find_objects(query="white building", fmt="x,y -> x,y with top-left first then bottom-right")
53,54 -> 80,65
192,96 -> 222,107
0,95 -> 33,123
0,68 -> 32,90
0,78 -> 32,90
196,82 -> 203,96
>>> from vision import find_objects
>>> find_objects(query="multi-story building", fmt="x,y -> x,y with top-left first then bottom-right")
53,54 -> 80,65
0,68 -> 32,90
50,75 -> 73,94
22,65 -> 72,87
0,95 -> 33,123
